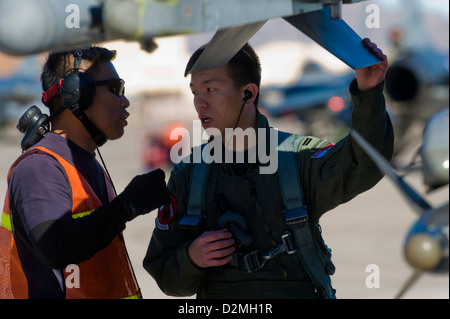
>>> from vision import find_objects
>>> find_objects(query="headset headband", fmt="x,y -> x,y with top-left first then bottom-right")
73,50 -> 82,69
42,50 -> 83,105
42,79 -> 62,105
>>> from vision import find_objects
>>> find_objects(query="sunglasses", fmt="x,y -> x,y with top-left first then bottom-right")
93,78 -> 125,97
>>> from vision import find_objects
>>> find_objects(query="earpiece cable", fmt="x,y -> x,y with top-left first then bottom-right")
225,99 -> 247,151
96,147 -> 117,197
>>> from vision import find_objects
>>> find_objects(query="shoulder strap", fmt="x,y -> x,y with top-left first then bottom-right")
178,144 -> 210,228
276,129 -> 336,299
276,129 -> 308,221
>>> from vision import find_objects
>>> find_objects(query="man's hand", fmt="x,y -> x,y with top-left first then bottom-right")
356,38 -> 389,92
188,229 -> 235,268
118,168 -> 170,220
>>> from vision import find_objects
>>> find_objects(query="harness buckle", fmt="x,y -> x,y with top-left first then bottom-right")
238,231 -> 298,273
243,251 -> 265,273
261,231 -> 297,261
281,231 -> 297,255
284,206 -> 308,225
262,243 -> 286,261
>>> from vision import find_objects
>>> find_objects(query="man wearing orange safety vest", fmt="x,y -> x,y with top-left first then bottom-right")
0,47 -> 170,299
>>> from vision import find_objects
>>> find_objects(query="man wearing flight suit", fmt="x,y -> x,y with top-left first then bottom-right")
143,39 -> 394,298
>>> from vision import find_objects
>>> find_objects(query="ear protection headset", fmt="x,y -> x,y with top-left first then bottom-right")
57,70 -> 96,114
42,50 -> 96,112
56,65 -> 107,147
18,50 -> 107,150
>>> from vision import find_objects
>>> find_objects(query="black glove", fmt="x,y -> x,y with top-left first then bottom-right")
114,168 -> 170,221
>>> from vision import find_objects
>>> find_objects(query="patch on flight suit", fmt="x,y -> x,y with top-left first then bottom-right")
155,194 -> 178,231
303,137 -> 313,146
311,144 -> 334,158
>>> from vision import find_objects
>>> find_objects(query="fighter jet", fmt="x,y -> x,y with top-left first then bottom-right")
0,0 -> 384,143
384,0 -> 449,157
0,0 -> 382,133
350,107 -> 449,299
0,0 -> 381,72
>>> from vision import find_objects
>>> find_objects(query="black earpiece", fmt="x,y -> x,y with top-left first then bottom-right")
59,71 -> 96,113
244,90 -> 253,102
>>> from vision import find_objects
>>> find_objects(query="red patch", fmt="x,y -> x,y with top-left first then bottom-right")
311,144 -> 334,158
156,194 -> 177,231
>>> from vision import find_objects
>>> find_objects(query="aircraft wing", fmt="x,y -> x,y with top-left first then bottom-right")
186,20 -> 267,76
0,0 -> 381,72
185,6 -> 382,75
283,7 -> 383,70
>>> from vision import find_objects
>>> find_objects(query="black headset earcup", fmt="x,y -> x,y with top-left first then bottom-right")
18,106 -> 49,150
17,105 -> 42,133
60,71 -> 95,112
244,90 -> 253,102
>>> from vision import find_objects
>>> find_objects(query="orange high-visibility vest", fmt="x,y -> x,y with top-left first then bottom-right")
0,146 -> 141,299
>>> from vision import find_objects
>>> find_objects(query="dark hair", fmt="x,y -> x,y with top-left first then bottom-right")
185,43 -> 262,105
41,46 -> 117,109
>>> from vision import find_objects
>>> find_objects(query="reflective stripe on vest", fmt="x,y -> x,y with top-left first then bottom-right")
0,146 -> 141,299
1,209 -> 11,231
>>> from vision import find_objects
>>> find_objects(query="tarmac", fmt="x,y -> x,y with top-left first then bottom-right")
0,98 -> 448,300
